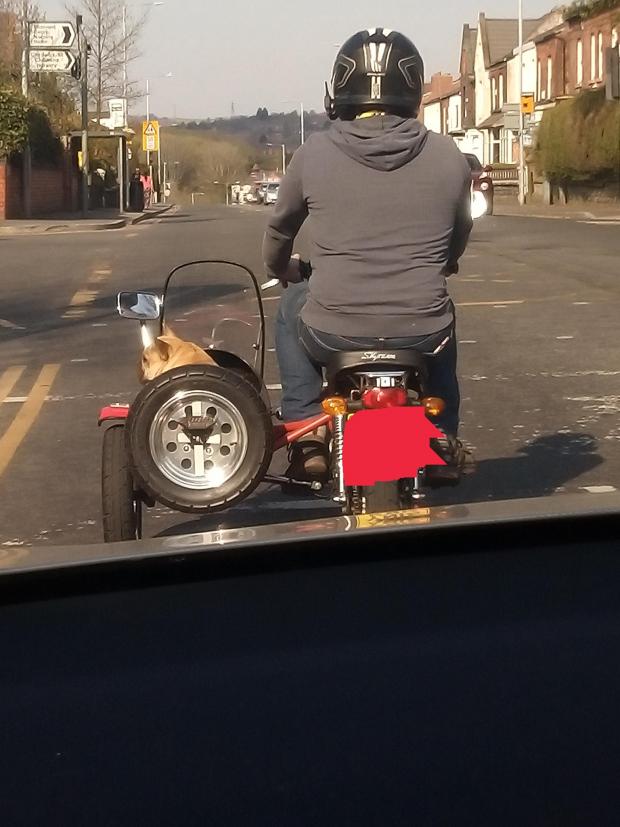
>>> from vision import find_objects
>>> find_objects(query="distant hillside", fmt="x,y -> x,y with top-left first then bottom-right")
157,109 -> 330,152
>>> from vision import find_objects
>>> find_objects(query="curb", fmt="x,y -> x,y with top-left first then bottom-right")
99,219 -> 127,230
131,204 -> 174,225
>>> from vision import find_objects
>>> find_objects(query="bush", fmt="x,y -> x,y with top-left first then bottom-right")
0,90 -> 28,158
27,106 -> 63,165
563,0 -> 620,21
535,89 -> 620,183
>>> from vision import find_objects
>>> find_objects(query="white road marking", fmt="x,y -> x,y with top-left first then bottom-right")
458,340 -> 477,344
91,323 -> 108,327
266,383 -> 282,390
492,279 -> 514,283
573,301 -> 591,305
71,358 -> 89,363
556,336 -> 574,340
456,300 -> 524,307
580,485 -> 617,494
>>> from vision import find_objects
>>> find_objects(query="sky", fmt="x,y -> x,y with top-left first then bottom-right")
43,0 -> 555,119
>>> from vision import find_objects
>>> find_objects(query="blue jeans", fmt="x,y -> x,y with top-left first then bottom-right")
275,282 -> 460,436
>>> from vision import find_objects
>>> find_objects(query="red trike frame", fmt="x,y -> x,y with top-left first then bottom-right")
98,405 -> 331,452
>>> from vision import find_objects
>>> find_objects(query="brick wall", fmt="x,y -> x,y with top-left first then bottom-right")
30,167 -> 66,215
0,161 -> 23,220
0,157 -> 77,219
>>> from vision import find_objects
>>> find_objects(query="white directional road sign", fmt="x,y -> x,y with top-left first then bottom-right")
29,49 -> 77,74
29,21 -> 76,49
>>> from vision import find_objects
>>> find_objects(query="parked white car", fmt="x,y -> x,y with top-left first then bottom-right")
264,183 -> 280,205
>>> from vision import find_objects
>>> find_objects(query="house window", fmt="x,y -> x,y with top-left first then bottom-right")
547,56 -> 553,99
577,38 -> 583,85
598,32 -> 604,79
591,33 -> 596,79
612,28 -> 618,48
537,59 -> 542,99
491,77 -> 497,110
499,74 -> 504,107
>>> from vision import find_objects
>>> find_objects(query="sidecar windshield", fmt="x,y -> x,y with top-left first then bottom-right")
162,261 -> 264,376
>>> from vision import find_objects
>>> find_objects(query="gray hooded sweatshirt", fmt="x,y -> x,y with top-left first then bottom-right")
262,115 -> 472,338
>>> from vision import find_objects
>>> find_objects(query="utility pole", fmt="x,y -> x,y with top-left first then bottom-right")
146,78 -> 150,169
78,14 -> 89,217
21,0 -> 32,219
518,0 -> 526,206
300,101 -> 305,145
122,5 -> 128,100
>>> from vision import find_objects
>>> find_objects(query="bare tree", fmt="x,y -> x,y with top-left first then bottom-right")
66,0 -> 146,122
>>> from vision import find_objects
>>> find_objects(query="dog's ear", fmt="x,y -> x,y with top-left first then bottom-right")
155,335 -> 176,361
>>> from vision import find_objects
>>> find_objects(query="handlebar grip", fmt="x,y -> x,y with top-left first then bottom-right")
299,260 -> 312,281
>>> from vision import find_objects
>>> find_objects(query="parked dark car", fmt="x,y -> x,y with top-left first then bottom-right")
464,153 -> 494,216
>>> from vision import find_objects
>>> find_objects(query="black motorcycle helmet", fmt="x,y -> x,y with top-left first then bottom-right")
325,29 -> 425,120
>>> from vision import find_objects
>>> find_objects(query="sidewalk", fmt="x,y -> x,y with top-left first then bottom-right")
0,204 -> 173,237
494,190 -> 620,221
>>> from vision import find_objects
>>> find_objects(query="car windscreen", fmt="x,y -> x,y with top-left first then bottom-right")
464,154 -> 483,171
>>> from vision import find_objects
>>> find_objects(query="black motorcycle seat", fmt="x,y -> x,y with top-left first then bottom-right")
326,349 -> 429,386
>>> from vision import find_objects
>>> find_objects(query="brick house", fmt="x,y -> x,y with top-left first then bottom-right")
537,5 -> 620,100
420,73 -> 459,136
474,13 -> 541,164
455,24 -> 485,161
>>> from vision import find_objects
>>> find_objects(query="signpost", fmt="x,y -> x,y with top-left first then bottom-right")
29,49 -> 76,73
29,21 -> 76,48
142,121 -> 160,153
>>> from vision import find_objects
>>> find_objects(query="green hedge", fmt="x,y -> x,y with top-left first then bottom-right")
535,90 -> 620,183
0,91 -> 63,164
563,0 -> 620,22
0,91 -> 29,158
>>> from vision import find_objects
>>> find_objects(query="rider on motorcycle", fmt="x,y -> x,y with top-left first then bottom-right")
263,29 -> 474,482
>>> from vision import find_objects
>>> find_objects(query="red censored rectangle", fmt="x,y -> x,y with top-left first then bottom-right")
343,407 -> 445,487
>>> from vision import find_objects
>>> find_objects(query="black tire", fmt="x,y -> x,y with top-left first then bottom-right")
486,196 -> 494,216
127,364 -> 273,514
101,424 -> 141,542
362,481 -> 403,513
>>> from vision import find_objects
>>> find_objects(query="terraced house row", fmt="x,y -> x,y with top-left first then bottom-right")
421,1 -> 620,165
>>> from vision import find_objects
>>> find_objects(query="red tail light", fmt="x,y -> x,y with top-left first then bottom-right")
362,387 -> 408,409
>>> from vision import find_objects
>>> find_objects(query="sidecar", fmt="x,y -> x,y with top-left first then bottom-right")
100,260 -> 327,542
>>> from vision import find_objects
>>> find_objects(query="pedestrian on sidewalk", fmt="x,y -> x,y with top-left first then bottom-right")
129,169 -> 145,212
141,171 -> 153,209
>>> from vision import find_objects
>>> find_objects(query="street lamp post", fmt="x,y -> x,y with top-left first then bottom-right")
144,72 -> 172,201
123,2 -> 164,111
518,0 -> 526,206
280,100 -> 305,146
266,143 -> 286,175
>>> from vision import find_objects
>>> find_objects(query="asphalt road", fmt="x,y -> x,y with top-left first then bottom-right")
0,204 -> 619,547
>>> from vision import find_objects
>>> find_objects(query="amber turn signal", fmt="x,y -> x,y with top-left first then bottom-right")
421,397 -> 446,417
321,396 -> 348,416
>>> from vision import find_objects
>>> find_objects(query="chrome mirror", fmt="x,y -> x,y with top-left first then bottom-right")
117,291 -> 162,320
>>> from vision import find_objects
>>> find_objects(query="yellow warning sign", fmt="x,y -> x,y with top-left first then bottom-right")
142,120 -> 160,152
521,94 -> 535,115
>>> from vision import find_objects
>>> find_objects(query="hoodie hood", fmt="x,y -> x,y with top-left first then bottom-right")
327,115 -> 429,172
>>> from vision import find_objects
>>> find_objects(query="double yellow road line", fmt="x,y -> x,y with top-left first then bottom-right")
0,364 -> 60,477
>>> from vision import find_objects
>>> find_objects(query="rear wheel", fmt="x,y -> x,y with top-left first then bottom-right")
101,424 -> 142,542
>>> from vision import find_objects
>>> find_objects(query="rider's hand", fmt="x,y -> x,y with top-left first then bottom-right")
280,254 -> 303,289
